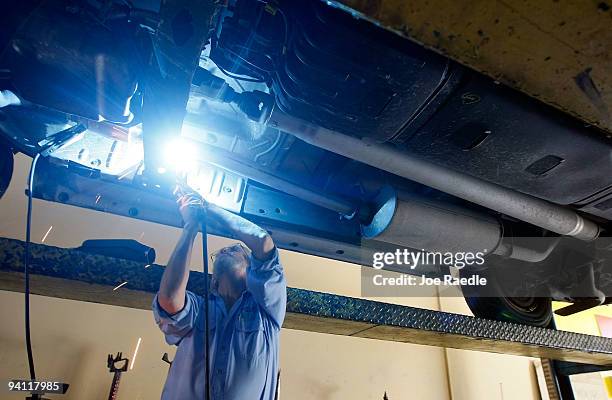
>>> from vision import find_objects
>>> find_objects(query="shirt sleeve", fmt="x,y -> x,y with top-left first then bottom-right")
152,291 -> 201,345
246,247 -> 287,328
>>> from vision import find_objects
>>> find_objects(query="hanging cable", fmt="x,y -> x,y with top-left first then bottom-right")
174,182 -> 211,400
200,208 -> 211,400
208,56 -> 266,83
24,153 -> 41,381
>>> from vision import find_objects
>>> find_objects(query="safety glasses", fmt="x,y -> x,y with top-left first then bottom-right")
210,243 -> 250,265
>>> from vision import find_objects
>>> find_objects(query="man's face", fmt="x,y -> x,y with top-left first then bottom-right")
211,244 -> 250,299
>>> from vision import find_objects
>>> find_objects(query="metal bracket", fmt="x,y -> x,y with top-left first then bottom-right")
38,124 -> 86,157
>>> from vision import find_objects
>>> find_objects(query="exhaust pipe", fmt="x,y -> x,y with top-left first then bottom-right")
273,113 -> 601,241
363,186 -> 561,263
362,186 -> 502,253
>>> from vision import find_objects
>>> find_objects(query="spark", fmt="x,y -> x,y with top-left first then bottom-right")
129,337 -> 142,370
113,281 -> 128,291
144,264 -> 151,269
118,169 -> 132,181
41,226 -> 53,243
95,194 -> 102,204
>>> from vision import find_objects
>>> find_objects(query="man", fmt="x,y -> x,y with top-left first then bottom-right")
153,191 -> 286,400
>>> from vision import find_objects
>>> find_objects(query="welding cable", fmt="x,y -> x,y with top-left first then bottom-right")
24,153 -> 41,380
200,207 -> 211,400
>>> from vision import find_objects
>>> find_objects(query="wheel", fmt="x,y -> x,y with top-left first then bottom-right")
460,268 -> 553,328
0,142 -> 14,200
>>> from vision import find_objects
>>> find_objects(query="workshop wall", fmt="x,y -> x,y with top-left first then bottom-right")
439,296 -> 542,400
552,303 -> 612,399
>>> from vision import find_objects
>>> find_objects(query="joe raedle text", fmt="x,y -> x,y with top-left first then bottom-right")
368,249 -> 489,288
371,273 -> 487,287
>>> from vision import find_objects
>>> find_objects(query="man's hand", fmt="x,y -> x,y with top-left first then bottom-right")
176,193 -> 206,229
175,186 -> 207,230
175,183 -> 274,260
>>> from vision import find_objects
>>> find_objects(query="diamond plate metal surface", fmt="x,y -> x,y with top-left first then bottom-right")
287,288 -> 612,356
1,237 -> 611,365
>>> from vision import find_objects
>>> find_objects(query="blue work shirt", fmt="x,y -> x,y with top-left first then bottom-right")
153,249 -> 286,400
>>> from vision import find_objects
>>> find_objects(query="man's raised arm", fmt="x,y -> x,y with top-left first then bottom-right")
206,202 -> 275,262
206,203 -> 286,326
157,195 -> 201,315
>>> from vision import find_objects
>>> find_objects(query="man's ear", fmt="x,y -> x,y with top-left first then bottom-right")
210,276 -> 219,292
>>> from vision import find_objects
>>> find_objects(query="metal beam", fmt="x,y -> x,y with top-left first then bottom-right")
31,156 -> 444,276
331,0 -> 612,134
141,0 -> 217,174
2,238 -> 612,365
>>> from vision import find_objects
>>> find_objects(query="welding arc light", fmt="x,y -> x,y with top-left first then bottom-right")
159,138 -> 198,174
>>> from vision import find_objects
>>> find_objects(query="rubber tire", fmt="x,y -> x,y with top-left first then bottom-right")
0,143 -> 13,200
461,269 -> 553,328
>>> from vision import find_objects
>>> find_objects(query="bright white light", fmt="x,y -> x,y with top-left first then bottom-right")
125,126 -> 144,163
163,138 -> 198,173
130,337 -> 142,370
0,90 -> 21,107
41,226 -> 53,243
